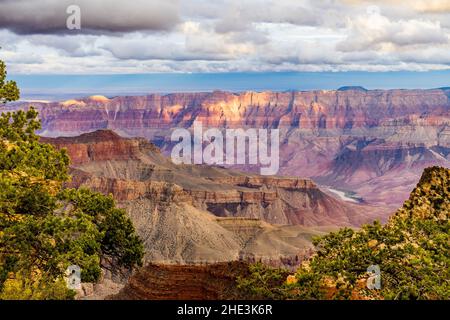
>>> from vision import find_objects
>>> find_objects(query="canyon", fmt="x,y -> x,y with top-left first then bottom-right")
43,130 -> 375,266
8,87 -> 450,215
7,87 -> 449,299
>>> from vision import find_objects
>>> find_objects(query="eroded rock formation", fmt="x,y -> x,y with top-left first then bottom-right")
43,130 -> 372,264
10,88 -> 450,212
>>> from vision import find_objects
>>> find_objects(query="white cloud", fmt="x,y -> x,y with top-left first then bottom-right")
337,10 -> 449,52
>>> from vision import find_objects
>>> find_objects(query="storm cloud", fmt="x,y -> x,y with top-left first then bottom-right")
0,0 -> 180,34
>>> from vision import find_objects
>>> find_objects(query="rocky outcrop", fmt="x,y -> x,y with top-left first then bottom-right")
112,262 -> 255,300
42,130 -> 160,166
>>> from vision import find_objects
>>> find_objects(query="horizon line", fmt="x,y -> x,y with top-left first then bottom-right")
14,86 -> 450,103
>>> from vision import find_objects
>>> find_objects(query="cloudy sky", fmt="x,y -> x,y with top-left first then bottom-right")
1,0 -> 450,74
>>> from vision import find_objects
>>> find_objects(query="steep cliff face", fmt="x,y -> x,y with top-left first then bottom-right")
43,130 -> 373,264
15,88 -> 450,211
112,262 -> 254,300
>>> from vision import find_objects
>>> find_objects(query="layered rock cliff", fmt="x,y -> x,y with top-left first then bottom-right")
44,130 -> 372,226
112,262 -> 254,300
10,88 -> 450,133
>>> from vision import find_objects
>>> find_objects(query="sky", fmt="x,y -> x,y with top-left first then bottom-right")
9,71 -> 450,101
1,0 -> 450,98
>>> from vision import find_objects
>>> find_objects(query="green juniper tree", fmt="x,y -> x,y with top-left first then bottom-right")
0,60 -> 19,104
0,60 -> 144,300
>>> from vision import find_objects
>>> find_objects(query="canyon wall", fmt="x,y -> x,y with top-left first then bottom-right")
11,88 -> 450,211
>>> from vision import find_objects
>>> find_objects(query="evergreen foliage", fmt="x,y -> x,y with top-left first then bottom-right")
238,167 -> 450,300
0,60 -> 144,299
